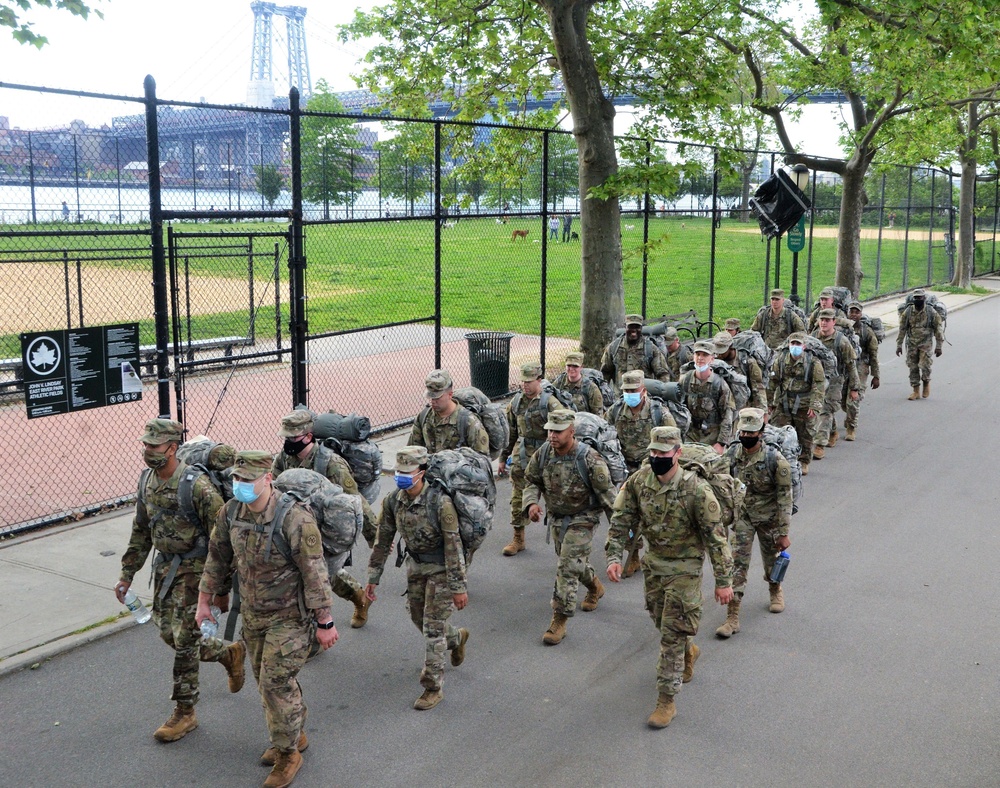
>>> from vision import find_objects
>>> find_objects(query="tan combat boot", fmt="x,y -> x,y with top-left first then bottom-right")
450,628 -> 470,667
351,587 -> 373,628
769,583 -> 785,613
414,689 -> 444,710
502,528 -> 525,556
580,577 -> 605,612
261,732 -> 308,767
623,550 -> 642,578
220,640 -> 246,693
922,380 -> 930,398
715,599 -> 741,638
908,386 -> 920,400
812,446 -> 825,460
682,641 -> 700,683
647,693 -> 676,729
845,426 -> 856,441
264,749 -> 303,788
153,703 -> 198,742
828,429 -> 838,447
542,611 -> 569,645
800,461 -> 809,476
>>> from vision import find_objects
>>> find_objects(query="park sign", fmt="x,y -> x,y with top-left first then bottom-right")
21,323 -> 142,419
786,216 -> 807,252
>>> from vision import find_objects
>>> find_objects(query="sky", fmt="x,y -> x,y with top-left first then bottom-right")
0,0 -> 846,157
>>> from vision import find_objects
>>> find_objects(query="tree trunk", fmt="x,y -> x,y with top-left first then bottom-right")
953,107 -> 977,289
545,0 -> 624,365
835,159 -> 870,296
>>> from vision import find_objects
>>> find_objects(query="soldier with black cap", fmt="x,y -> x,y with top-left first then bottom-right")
810,308 -> 860,457
551,351 -> 605,415
896,288 -> 944,400
197,450 -> 336,788
410,368 -> 490,455
272,410 -> 378,629
766,332 -> 825,476
751,288 -> 806,350
600,314 -> 671,390
678,340 -> 736,452
114,418 -> 245,744
844,300 -> 881,440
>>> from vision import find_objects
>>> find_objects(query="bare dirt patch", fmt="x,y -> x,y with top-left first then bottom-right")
730,226 -> 950,242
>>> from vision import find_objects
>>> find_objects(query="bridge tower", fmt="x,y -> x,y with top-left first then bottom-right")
247,2 -> 312,107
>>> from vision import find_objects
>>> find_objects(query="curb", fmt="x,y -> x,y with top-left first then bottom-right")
0,616 -> 136,679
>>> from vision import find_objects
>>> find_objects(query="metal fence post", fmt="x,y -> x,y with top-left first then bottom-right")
709,150 -> 719,324
902,168 -> 913,289
288,87 -> 308,407
73,135 -> 81,222
951,170 -> 958,280
540,131 -> 550,371
927,171 -> 936,284
641,140 -> 651,318
875,173 -> 886,292
804,170 -> 817,307
27,131 -> 37,225
434,122 -> 443,368
992,176 -> 999,273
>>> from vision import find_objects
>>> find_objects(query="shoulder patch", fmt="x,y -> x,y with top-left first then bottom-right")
707,500 -> 720,514
442,509 -> 458,526
778,466 -> 790,478
305,533 -> 319,548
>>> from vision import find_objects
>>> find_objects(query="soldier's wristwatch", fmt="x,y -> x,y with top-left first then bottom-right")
316,620 -> 335,630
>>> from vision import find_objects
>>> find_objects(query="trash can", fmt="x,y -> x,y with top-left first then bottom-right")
465,331 -> 515,398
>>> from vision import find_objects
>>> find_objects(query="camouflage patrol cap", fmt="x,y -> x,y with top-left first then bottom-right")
544,409 -> 576,431
140,418 -> 183,445
788,331 -> 807,344
648,426 -> 682,452
724,318 -> 741,331
692,340 -> 715,355
663,326 -> 679,342
818,308 -> 837,319
520,362 -> 543,381
737,407 -> 765,432
770,288 -> 786,299
620,370 -> 644,391
819,287 -> 835,299
712,331 -> 733,354
279,410 -> 313,438
396,445 -> 428,473
424,369 -> 453,399
565,351 -> 584,367
231,450 -> 273,480
624,314 -> 645,327
912,288 -> 926,298
847,300 -> 863,313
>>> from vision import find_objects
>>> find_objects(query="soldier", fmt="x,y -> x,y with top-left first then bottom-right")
606,426 -> 734,729
678,340 -> 736,452
551,351 -> 605,416
114,418 -> 245,744
896,289 -> 944,400
750,288 -> 806,350
810,308 -> 860,458
662,326 -> 692,382
409,369 -> 490,455
197,450 -> 337,788
723,318 -> 741,337
600,314 -> 671,390
713,331 -> 767,410
523,410 -> 616,645
717,408 -> 792,638
366,447 -> 469,711
844,301 -> 881,440
807,287 -> 851,332
766,332 -> 825,477
272,411 -> 378,629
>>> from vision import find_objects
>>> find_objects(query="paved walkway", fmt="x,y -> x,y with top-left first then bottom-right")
2,278 -> 997,677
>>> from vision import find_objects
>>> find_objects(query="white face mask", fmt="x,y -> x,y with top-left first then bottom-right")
695,364 -> 711,374
789,345 -> 804,358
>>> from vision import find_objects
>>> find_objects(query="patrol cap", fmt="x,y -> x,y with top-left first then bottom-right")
544,409 -> 576,431
663,326 -> 679,342
140,418 -> 183,445
520,362 -> 543,381
648,426 -> 682,452
819,287 -> 835,299
847,300 -> 863,313
737,407 -> 765,432
208,443 -> 236,470
565,351 -> 584,367
692,340 -> 715,355
424,369 -> 453,399
713,332 -> 733,354
231,450 -> 273,480
818,308 -> 837,319
912,288 -> 926,298
788,331 -> 807,344
724,318 -> 740,331
279,410 -> 313,438
620,370 -> 644,391
624,314 -> 645,327
770,288 -> 785,299
396,446 -> 428,473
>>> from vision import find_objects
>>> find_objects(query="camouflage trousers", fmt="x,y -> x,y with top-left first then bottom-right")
731,518 -> 782,598
906,343 -> 934,386
842,362 -> 869,429
643,572 -> 702,697
151,563 -> 228,706
406,571 -> 462,692
332,568 -> 362,602
509,456 -> 528,530
244,615 -> 312,752
813,375 -> 843,447
687,422 -> 722,447
773,406 -> 817,463
550,521 -> 597,616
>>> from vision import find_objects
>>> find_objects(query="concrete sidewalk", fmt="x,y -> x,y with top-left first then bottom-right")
3,278 -> 998,678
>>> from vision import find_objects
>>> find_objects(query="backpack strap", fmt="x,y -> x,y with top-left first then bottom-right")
313,442 -> 334,479
649,398 -> 663,427
643,337 -> 654,369
264,491 -> 302,563
457,406 -> 471,448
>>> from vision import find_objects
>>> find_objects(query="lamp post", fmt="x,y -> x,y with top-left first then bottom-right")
787,163 -> 810,306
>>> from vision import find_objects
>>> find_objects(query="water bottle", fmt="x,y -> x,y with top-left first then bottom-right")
769,551 -> 790,583
200,605 -> 222,642
122,588 -> 152,624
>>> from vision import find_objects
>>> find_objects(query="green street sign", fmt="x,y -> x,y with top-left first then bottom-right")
786,216 -> 806,252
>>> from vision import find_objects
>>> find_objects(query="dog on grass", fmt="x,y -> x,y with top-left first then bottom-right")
511,229 -> 529,241
570,231 -> 579,240
442,221 -> 457,229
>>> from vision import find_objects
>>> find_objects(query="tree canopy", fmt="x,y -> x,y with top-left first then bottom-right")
3,0 -> 101,47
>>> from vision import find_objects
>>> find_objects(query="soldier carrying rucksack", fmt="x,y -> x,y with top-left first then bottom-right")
713,331 -> 768,410
600,314 -> 671,390
810,309 -> 861,459
896,288 -> 945,400
550,351 -> 608,416
677,340 -> 736,452
750,288 -> 807,350
766,332 -> 826,477
410,369 -> 491,457
843,300 -> 882,441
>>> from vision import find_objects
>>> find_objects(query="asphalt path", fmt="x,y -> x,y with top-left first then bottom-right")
2,297 -> 998,787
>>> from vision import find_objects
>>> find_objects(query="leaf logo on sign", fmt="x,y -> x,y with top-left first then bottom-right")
27,338 -> 61,376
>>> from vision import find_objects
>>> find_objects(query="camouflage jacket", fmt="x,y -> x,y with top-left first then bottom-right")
608,466 -> 733,586
766,349 -> 827,414
751,306 -> 806,350
609,396 -> 677,469
678,370 -> 736,445
120,462 -> 224,583
807,306 -> 851,333
409,402 -> 490,456
200,491 -> 333,625
500,390 -> 561,469
522,441 -> 616,528
600,336 -> 670,387
665,344 -> 692,382
726,444 -> 792,533
897,306 -> 944,351
853,320 -> 881,378
368,485 -> 467,594
551,372 -> 604,416
811,329 -> 861,391
732,353 -> 767,410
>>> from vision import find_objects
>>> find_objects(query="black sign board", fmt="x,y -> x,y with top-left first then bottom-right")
21,323 -> 142,419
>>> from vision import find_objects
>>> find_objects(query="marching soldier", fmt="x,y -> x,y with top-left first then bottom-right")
896,289 -> 944,400
844,301 -> 881,439
409,369 -> 490,455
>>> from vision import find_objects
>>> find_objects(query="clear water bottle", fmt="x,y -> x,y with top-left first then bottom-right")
200,605 -> 222,642
770,550 -> 790,583
123,588 -> 151,624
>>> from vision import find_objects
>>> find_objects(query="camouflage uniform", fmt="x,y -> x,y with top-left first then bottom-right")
751,306 -> 806,351
551,371 -> 605,416
369,483 -> 467,693
200,489 -> 333,753
607,463 -> 733,696
409,403 -> 490,456
664,341 -> 692,382
499,386 -> 561,532
810,327 -> 860,448
807,305 -> 850,333
678,370 -> 736,446
523,435 -> 615,616
120,461 -> 227,706
844,316 -> 880,430
715,333 -> 767,411
609,396 -> 677,473
897,303 -> 944,386
767,345 -> 826,463
600,331 -> 671,389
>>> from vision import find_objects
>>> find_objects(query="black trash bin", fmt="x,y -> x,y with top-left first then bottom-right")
465,331 -> 515,398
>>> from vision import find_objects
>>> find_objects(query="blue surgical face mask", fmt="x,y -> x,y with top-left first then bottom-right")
623,392 -> 641,408
232,479 -> 260,504
395,472 -> 416,490
695,363 -> 711,374
789,345 -> 804,358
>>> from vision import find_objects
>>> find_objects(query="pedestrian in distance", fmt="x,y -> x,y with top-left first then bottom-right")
548,215 -> 560,240
562,213 -> 573,242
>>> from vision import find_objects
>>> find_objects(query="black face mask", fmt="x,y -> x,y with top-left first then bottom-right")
739,435 -> 760,450
649,455 -> 675,475
283,436 -> 311,456
913,299 -> 925,311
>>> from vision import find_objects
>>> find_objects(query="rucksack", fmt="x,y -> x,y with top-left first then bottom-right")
424,447 -> 496,558
306,408 -> 383,504
139,436 -> 236,527
859,315 -> 885,344
642,378 -> 681,403
732,330 -> 774,388
308,409 -> 371,442
898,294 -> 947,335
452,386 -> 510,459
813,286 -> 852,314
609,332 -> 660,368
569,411 -> 629,486
680,360 -> 750,411
677,443 -> 746,531
538,379 -> 577,411
581,368 -> 615,408
762,423 -> 803,514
